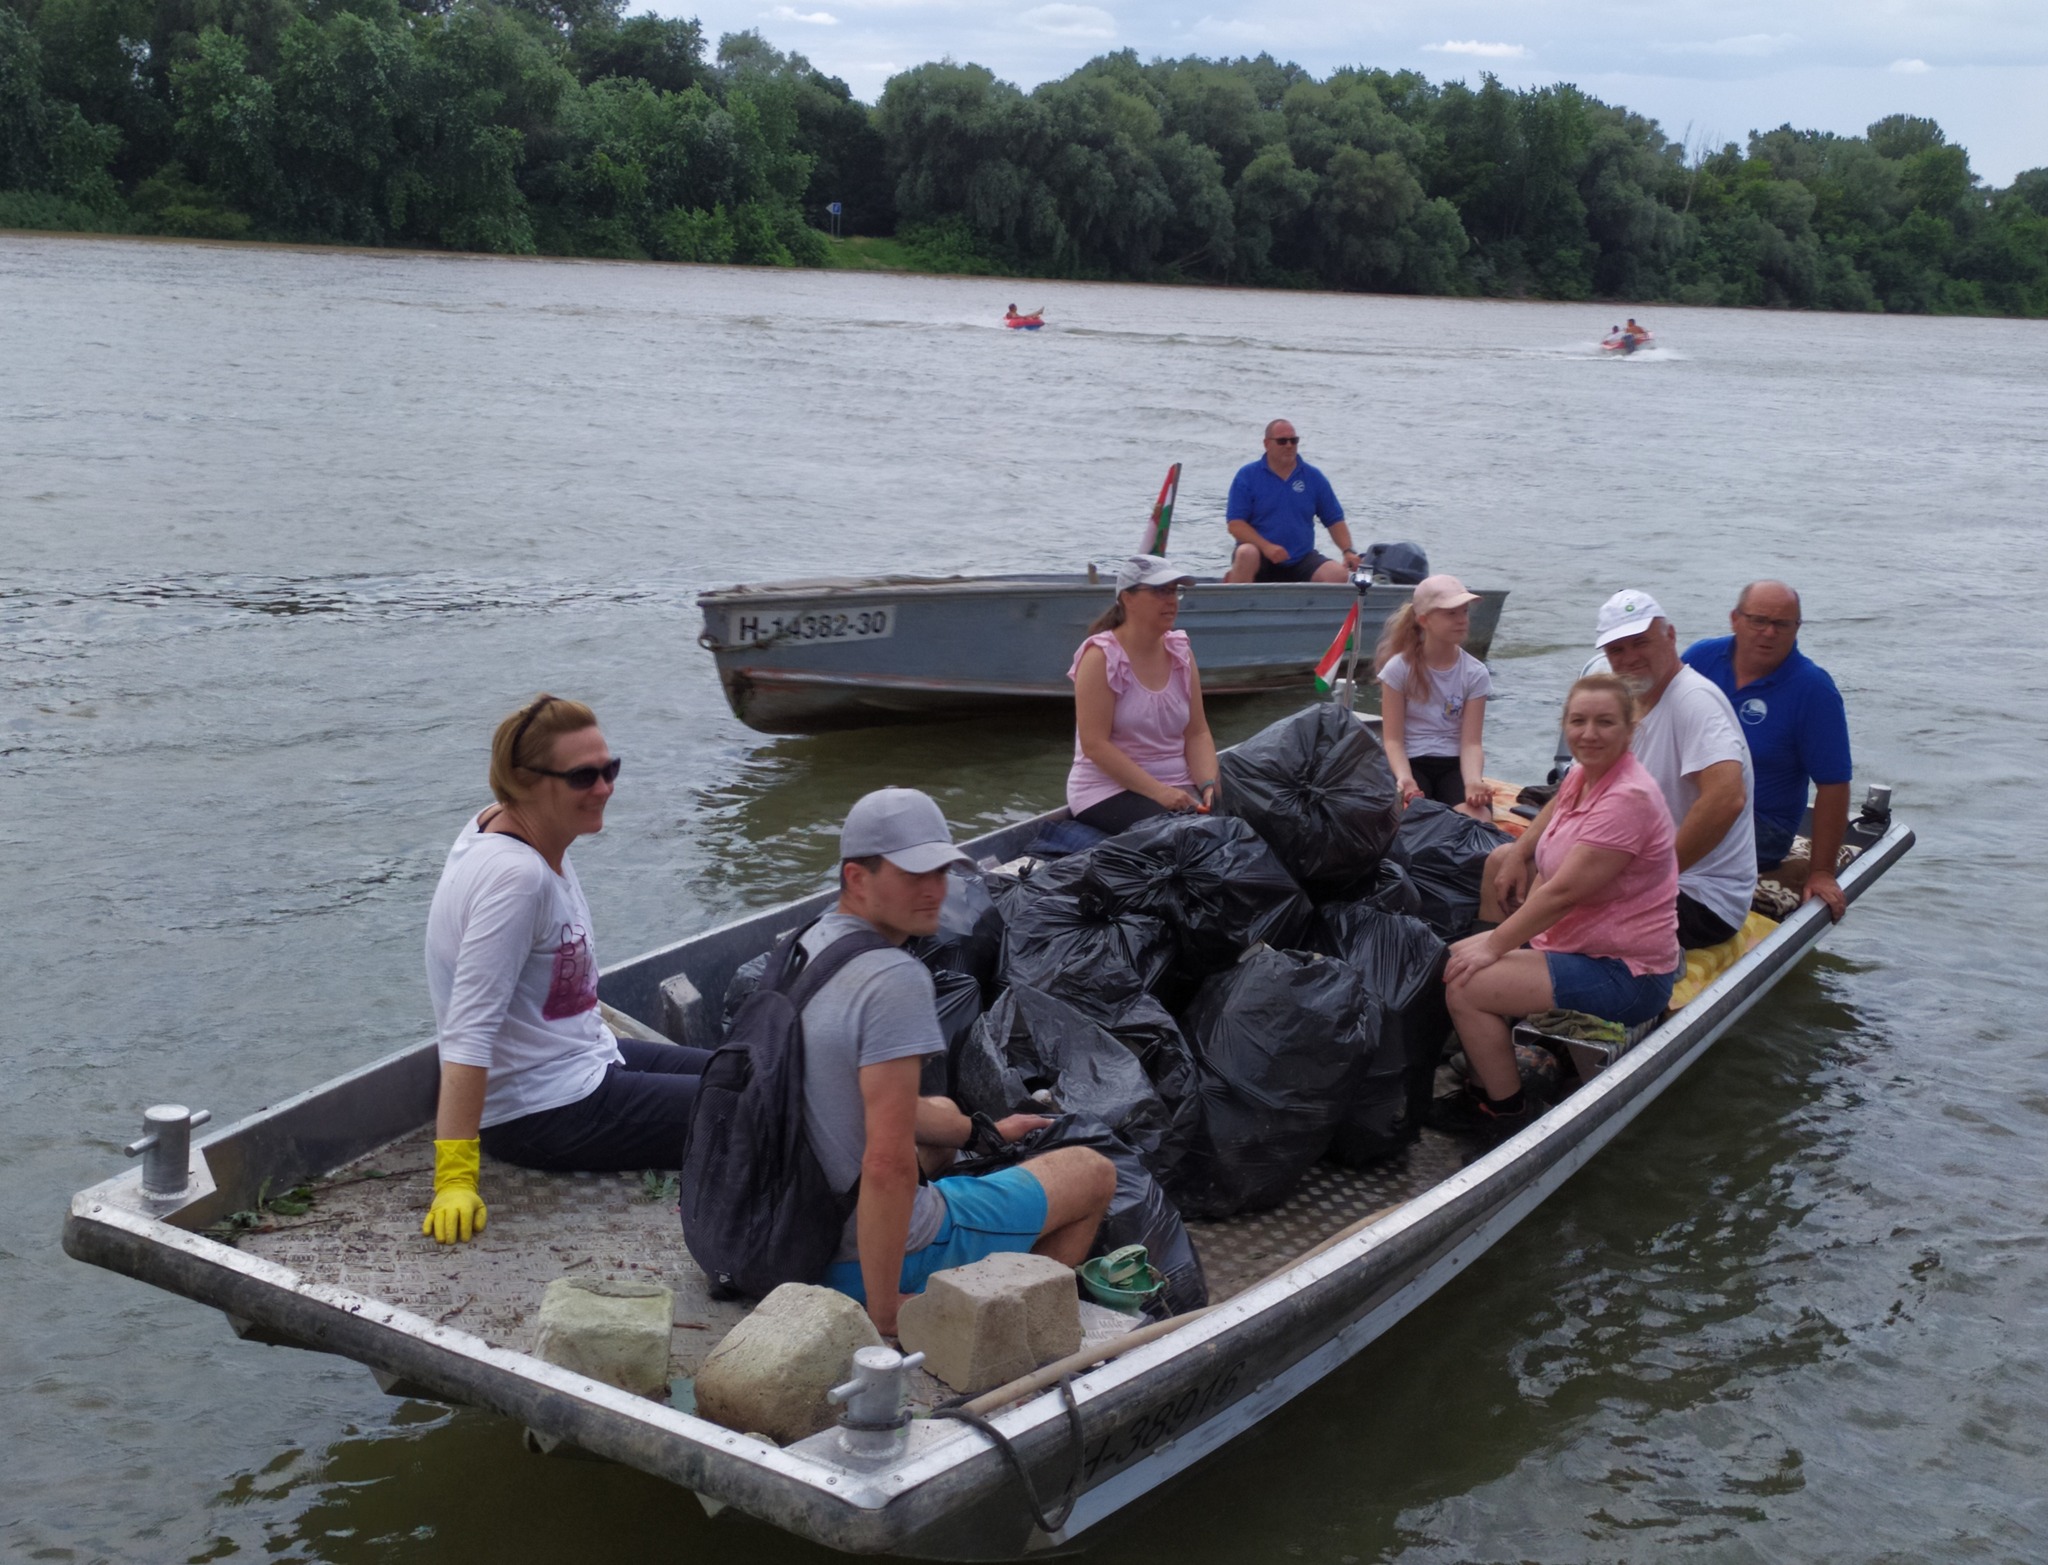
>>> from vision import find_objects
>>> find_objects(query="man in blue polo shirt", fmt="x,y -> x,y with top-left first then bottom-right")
1684,580 -> 1853,921
1222,418 -> 1359,583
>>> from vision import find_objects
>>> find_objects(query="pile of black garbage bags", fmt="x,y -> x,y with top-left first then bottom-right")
724,704 -> 1513,1316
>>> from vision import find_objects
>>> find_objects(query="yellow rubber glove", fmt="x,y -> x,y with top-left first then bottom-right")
423,1138 -> 487,1244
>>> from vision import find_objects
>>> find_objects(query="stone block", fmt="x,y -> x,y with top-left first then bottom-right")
532,1277 -> 674,1398
897,1252 -> 1081,1395
693,1283 -> 882,1445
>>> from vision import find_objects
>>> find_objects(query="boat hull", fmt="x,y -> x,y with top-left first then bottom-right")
696,575 -> 1508,734
63,784 -> 1910,1560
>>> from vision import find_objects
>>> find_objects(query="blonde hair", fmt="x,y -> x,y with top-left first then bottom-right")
488,693 -> 599,805
1373,602 -> 1434,705
1564,672 -> 1636,726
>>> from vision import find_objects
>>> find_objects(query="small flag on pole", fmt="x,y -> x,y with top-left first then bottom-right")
1314,602 -> 1360,693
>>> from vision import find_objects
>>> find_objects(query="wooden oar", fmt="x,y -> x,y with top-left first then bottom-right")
1136,463 -> 1182,555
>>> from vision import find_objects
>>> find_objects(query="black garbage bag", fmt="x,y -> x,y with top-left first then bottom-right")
905,871 -> 1006,1006
1312,903 -> 1451,1165
999,885 -> 1177,1017
923,966 -> 986,1096
955,985 -> 1196,1178
951,1112 -> 1208,1315
1082,814 -> 1313,978
1387,800 -> 1513,939
1355,858 -> 1422,918
1174,947 -> 1382,1217
721,951 -> 772,1037
1217,704 -> 1402,901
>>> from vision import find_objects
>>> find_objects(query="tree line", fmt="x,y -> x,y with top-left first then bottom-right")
6,0 -> 2046,315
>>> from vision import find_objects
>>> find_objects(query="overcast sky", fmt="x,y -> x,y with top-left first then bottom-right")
675,0 -> 2048,185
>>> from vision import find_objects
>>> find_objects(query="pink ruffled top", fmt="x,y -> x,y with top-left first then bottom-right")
1065,630 -> 1196,815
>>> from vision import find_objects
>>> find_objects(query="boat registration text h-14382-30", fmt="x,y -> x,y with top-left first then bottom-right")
729,605 -> 898,646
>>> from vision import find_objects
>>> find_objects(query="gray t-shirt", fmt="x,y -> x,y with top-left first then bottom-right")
796,912 -> 948,1263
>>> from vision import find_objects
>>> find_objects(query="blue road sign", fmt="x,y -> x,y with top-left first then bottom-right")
827,202 -> 843,215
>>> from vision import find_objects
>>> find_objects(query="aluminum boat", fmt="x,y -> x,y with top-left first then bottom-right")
65,763 -> 1908,1560
697,575 -> 1509,734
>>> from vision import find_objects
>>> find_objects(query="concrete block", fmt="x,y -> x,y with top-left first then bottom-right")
532,1277 -> 675,1398
898,1252 -> 1081,1395
693,1284 -> 882,1445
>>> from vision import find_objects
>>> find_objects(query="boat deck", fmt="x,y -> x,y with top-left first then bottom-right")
237,1127 -> 1465,1410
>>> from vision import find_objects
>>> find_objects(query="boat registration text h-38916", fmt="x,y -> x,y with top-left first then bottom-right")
728,605 -> 898,646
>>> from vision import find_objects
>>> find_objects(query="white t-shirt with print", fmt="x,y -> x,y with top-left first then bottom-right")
425,820 -> 622,1128
1380,649 -> 1492,758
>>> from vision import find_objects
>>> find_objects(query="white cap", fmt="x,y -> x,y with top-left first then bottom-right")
1594,589 -> 1666,648
840,788 -> 972,873
1114,555 -> 1197,593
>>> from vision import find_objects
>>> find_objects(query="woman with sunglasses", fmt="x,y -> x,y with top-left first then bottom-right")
420,694 -> 712,1244
1064,555 -> 1220,835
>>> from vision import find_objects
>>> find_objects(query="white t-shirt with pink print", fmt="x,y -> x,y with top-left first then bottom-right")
425,818 -> 622,1128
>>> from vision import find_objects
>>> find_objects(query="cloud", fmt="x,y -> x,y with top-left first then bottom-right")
1188,15 -> 1265,43
1890,57 -> 1933,73
769,4 -> 838,19
1423,40 -> 1526,59
1020,3 -> 1116,38
1663,33 -> 1797,57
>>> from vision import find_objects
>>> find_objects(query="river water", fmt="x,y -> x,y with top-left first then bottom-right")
5,234 -> 2045,1563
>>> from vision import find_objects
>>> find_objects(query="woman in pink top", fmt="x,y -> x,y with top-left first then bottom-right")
1437,673 -> 1681,1143
1066,554 -> 1220,835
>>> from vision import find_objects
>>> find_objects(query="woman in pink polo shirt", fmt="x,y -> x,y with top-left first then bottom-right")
1065,554 -> 1220,835
1437,672 -> 1681,1142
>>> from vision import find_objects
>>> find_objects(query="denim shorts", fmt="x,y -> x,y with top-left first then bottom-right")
822,1164 -> 1049,1304
1543,952 -> 1680,1025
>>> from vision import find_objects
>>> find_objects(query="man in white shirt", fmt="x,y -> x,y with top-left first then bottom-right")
1594,590 -> 1757,948
1485,591 -> 1757,951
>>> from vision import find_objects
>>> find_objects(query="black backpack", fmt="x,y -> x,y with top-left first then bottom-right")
678,922 -> 892,1299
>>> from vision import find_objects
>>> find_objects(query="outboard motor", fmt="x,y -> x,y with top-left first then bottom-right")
1358,541 -> 1429,585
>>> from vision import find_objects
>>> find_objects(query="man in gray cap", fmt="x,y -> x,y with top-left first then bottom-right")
806,788 -> 1115,1337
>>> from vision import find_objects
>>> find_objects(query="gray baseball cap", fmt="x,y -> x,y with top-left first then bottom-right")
840,787 -> 973,873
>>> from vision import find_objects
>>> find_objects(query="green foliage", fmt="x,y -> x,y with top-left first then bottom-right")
2,7 -> 2042,312
897,214 -> 998,273
0,184 -> 131,227
2,5 -> 123,205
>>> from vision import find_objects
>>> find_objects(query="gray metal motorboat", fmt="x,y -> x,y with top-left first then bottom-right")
697,574 -> 1509,734
65,756 -> 1910,1559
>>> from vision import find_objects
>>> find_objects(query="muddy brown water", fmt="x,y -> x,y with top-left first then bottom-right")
5,234 -> 2045,1562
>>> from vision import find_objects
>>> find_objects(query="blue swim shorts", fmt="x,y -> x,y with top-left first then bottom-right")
822,1164 -> 1049,1304
1543,951 -> 1680,1026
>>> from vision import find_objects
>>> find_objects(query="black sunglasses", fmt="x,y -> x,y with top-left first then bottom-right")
1270,435 -> 1300,444
529,757 -> 622,790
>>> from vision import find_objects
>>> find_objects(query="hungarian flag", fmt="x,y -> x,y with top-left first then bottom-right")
1314,602 -> 1360,693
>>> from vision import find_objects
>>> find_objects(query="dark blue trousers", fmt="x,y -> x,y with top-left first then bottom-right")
480,1038 -> 714,1173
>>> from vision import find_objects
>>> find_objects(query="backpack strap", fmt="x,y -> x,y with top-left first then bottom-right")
774,923 -> 897,1012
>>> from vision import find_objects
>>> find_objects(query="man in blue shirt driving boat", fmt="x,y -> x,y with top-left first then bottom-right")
1683,580 -> 1853,921
1222,419 -> 1359,583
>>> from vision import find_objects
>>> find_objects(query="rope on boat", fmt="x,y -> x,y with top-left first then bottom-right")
932,1374 -> 1085,1536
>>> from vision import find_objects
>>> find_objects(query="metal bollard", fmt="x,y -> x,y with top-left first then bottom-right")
827,1345 -> 925,1461
123,1104 -> 212,1198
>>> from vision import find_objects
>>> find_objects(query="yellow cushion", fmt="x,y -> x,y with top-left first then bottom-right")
1665,911 -> 1778,1011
